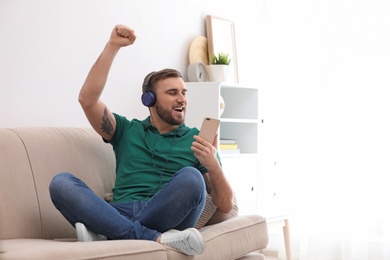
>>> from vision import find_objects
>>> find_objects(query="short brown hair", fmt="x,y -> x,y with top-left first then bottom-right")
142,68 -> 182,93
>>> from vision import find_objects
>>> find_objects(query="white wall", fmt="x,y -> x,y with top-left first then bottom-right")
0,0 -> 263,127
259,0 -> 390,258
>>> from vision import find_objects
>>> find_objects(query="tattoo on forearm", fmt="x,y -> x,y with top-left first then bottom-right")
101,106 -> 114,135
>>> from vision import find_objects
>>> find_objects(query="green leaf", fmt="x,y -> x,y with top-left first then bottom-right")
212,52 -> 231,65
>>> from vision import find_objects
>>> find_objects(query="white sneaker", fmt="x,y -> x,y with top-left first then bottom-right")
160,228 -> 205,255
75,222 -> 107,242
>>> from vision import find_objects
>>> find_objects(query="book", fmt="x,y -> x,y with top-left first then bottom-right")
220,138 -> 237,144
220,143 -> 239,150
219,149 -> 240,154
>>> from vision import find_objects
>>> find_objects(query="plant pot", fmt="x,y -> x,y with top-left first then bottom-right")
208,65 -> 232,82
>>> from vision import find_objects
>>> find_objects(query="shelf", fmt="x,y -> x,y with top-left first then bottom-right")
221,87 -> 258,120
220,118 -> 258,123
193,82 -> 258,90
220,121 -> 258,153
185,81 -> 259,216
220,153 -> 258,158
184,82 -> 259,154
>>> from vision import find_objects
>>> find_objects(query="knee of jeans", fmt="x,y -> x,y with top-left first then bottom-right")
49,172 -> 73,196
178,167 -> 205,191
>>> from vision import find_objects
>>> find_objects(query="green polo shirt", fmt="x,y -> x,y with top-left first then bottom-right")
109,113 -> 218,203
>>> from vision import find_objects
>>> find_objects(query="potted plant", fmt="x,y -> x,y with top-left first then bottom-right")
208,52 -> 232,82
212,52 -> 231,65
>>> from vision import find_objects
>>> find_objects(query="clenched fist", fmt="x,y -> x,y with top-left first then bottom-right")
108,24 -> 137,47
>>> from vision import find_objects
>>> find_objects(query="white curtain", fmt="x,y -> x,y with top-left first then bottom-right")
259,0 -> 390,259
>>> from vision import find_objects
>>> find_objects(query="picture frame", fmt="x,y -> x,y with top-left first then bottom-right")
205,15 -> 239,83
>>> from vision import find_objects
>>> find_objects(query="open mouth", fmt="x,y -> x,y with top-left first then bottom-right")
173,106 -> 185,112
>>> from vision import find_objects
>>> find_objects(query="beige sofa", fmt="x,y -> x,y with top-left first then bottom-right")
0,127 -> 268,260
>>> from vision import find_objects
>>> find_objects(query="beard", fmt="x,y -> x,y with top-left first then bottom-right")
155,101 -> 185,126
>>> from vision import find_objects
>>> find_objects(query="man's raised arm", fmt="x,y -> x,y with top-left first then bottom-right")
78,24 -> 136,141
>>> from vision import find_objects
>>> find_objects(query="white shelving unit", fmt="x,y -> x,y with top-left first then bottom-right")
185,82 -> 259,215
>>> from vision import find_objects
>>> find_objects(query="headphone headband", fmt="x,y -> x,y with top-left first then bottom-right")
143,72 -> 156,93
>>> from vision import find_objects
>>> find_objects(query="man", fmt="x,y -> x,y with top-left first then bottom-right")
49,24 -> 233,256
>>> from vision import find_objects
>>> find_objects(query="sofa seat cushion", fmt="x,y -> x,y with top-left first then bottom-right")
0,239 -> 167,260
165,215 -> 268,260
0,215 -> 267,260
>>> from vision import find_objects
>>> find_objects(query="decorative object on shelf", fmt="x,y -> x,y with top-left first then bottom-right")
219,94 -> 225,116
188,36 -> 209,66
206,15 -> 239,83
219,149 -> 240,155
212,52 -> 231,65
209,52 -> 232,82
219,138 -> 240,154
187,62 -> 207,82
220,138 -> 237,144
220,143 -> 238,150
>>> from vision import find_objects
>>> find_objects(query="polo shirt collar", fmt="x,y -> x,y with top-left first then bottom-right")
141,117 -> 188,137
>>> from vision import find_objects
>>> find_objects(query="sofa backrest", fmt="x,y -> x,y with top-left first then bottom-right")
0,128 -> 116,240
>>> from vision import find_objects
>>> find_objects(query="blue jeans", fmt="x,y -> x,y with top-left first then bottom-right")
49,166 -> 206,241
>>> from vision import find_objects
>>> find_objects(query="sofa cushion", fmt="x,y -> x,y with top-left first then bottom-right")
1,215 -> 267,260
194,194 -> 217,229
0,239 -> 167,260
0,129 -> 42,239
165,215 -> 268,260
196,192 -> 239,229
10,128 -> 116,239
206,192 -> 239,226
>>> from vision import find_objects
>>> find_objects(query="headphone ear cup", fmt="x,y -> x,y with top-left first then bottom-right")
141,91 -> 156,107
